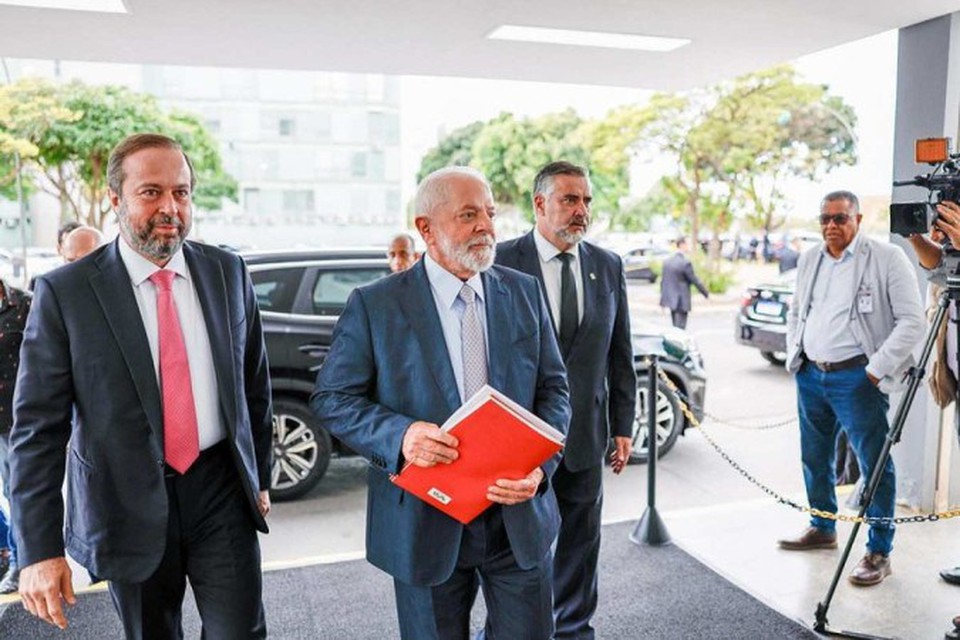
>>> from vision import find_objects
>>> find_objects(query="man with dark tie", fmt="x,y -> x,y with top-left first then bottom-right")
312,166 -> 570,639
496,160 -> 636,639
10,133 -> 273,636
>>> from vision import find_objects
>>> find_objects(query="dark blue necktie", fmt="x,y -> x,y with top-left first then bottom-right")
557,253 -> 578,355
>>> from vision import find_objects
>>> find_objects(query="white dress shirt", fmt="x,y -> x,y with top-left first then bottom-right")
423,254 -> 489,404
802,233 -> 865,363
533,228 -> 584,333
118,238 -> 225,450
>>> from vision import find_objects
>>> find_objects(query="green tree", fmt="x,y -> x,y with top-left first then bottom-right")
419,109 -> 628,224
415,119 -> 486,183
633,65 -> 856,262
0,78 -> 78,201
0,78 -> 237,229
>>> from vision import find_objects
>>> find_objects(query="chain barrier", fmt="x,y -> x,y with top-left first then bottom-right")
700,410 -> 797,431
654,368 -> 960,526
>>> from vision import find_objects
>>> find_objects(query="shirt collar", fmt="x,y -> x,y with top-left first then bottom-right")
117,237 -> 190,286
820,231 -> 862,262
423,253 -> 485,308
533,227 -> 580,264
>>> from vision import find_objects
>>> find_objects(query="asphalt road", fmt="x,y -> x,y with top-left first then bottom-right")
260,279 -> 807,565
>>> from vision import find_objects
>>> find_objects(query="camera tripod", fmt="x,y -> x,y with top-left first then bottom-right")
814,285 -> 955,639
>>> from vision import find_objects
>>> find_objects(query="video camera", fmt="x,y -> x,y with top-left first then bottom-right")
890,137 -> 960,237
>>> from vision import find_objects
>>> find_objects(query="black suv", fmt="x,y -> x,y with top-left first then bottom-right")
246,249 -> 707,500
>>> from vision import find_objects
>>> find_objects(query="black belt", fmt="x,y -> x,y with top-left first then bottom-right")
803,353 -> 868,373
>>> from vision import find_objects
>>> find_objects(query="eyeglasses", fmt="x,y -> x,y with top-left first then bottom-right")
819,213 -> 851,226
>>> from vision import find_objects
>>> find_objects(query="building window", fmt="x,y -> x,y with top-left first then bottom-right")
279,118 -> 296,137
351,153 -> 367,178
283,190 -> 315,212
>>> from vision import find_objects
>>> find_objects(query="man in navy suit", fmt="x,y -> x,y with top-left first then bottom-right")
10,133 -> 272,637
496,161 -> 636,639
312,166 -> 570,640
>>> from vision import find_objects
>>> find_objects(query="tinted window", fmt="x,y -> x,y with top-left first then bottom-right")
251,267 -> 304,313
311,268 -> 388,316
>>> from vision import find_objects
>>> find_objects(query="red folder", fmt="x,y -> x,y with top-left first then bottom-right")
391,385 -> 565,524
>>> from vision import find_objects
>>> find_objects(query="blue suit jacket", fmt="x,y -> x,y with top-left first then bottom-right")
496,233 -> 636,471
9,240 -> 273,582
310,260 -> 570,586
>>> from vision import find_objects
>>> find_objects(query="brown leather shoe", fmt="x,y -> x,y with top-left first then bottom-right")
848,552 -> 891,586
777,527 -> 838,551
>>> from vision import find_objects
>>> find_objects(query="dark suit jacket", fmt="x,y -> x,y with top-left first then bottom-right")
310,260 -> 570,586
779,247 -> 799,273
0,281 -> 30,434
659,253 -> 708,312
9,240 -> 273,582
496,233 -> 636,471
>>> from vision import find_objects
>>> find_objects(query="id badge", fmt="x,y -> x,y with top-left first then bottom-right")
857,290 -> 874,314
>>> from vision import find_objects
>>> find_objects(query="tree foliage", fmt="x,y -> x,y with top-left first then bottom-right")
0,78 -> 236,229
416,64 -> 856,261
632,66 -> 856,260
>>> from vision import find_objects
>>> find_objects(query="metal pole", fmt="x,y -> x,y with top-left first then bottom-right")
1,58 -> 28,288
813,290 -> 948,639
631,355 -> 672,546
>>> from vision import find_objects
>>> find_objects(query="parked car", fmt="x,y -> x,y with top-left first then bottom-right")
622,248 -> 659,283
735,269 -> 795,365
246,248 -> 706,499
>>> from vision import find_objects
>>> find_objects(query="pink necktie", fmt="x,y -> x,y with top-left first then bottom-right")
150,270 -> 200,474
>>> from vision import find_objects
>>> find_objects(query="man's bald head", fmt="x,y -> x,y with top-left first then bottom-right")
62,226 -> 106,263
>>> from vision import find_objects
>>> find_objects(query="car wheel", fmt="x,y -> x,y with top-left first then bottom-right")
761,350 -> 787,366
628,376 -> 682,464
270,398 -> 332,501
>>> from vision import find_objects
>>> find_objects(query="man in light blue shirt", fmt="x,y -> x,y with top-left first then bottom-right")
781,190 -> 923,587
312,166 -> 570,639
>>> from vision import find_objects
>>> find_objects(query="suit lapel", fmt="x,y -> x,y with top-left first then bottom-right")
398,262 -> 461,414
518,232 -> 558,340
184,243 -> 239,437
482,269 -> 509,393
570,242 -> 597,353
851,236 -> 870,304
89,242 -> 164,446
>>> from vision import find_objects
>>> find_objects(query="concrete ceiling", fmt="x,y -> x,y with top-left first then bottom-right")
1,0 -> 959,89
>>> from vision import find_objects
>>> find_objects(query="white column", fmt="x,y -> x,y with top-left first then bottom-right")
891,13 -> 960,510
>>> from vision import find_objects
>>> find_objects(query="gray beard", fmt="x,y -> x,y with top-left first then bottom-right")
556,227 -> 585,246
438,233 -> 496,274
118,207 -> 189,263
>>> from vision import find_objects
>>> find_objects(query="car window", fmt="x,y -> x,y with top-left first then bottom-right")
311,268 -> 389,316
251,267 -> 305,313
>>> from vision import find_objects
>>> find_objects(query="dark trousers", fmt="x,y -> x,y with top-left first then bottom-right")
670,310 -> 688,329
108,443 -> 266,639
393,507 -> 553,640
0,434 -> 17,563
552,463 -> 603,640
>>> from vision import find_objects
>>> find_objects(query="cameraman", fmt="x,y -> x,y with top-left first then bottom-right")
908,201 -> 960,270
907,201 -> 960,640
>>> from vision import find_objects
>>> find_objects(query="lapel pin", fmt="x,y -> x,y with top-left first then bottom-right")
589,273 -> 596,280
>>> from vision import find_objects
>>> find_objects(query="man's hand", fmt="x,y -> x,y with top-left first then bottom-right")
401,421 -> 459,468
20,557 -> 75,630
610,436 -> 632,474
488,467 -> 544,505
257,490 -> 271,517
935,201 -> 960,249
866,371 -> 880,387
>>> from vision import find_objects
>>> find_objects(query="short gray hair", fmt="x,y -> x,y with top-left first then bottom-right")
821,190 -> 859,213
533,161 -> 589,199
415,166 -> 491,218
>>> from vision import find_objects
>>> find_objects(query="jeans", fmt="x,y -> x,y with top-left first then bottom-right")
0,434 -> 15,563
796,362 -> 896,555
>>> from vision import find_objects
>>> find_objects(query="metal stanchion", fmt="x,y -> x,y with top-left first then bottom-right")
631,352 -> 672,547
